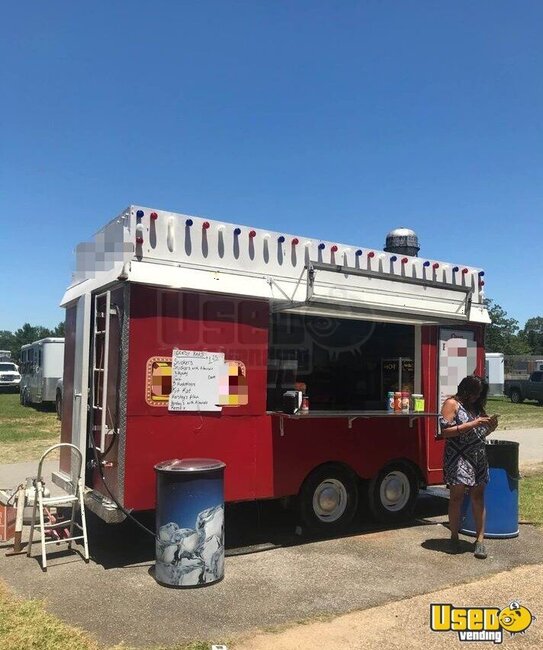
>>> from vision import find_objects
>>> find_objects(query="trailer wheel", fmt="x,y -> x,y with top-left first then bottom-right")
368,463 -> 418,524
299,464 -> 358,532
510,390 -> 523,404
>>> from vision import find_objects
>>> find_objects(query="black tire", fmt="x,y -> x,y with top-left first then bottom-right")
368,463 -> 418,524
56,390 -> 62,420
299,464 -> 359,532
510,390 -> 523,404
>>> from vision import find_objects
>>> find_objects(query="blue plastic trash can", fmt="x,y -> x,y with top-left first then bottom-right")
460,440 -> 519,539
154,458 -> 226,587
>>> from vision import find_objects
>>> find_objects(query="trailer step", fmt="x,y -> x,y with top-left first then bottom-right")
84,490 -> 127,524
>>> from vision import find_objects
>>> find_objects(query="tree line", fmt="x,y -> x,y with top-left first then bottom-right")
484,300 -> 543,355
0,323 -> 65,362
1,299 -> 542,362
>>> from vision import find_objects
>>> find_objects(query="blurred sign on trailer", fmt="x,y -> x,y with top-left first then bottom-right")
438,329 -> 477,407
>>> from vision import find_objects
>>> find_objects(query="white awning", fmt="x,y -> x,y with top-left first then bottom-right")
303,263 -> 489,324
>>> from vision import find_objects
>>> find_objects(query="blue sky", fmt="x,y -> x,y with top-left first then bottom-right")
1,1 -> 542,332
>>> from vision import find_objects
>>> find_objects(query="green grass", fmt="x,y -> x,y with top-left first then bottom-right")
486,396 -> 543,430
519,472 -> 543,526
0,578 -> 224,649
0,580 -> 102,650
0,393 -> 60,463
0,393 -> 59,443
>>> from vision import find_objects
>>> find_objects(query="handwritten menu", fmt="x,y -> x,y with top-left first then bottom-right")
168,350 -> 224,412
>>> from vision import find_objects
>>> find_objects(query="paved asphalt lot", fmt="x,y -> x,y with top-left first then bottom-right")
0,427 -> 541,647
1,494 -> 542,647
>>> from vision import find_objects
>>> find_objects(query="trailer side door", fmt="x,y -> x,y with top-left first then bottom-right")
59,294 -> 91,476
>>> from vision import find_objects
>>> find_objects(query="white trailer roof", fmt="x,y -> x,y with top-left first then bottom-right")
21,338 -> 65,349
61,205 -> 490,325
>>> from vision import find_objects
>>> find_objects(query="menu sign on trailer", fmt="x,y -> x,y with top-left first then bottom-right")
168,349 -> 224,412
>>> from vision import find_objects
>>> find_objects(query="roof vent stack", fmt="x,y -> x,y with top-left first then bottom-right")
384,227 -> 420,257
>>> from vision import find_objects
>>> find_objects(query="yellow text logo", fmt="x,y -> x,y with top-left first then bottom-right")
431,602 -> 534,643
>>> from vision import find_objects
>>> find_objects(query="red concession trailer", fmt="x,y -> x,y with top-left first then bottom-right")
55,207 -> 490,530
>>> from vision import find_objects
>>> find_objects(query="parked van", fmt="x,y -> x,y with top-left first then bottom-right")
20,338 -> 64,406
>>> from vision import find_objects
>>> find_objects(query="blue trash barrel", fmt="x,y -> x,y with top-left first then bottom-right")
460,440 -> 519,539
154,458 -> 226,587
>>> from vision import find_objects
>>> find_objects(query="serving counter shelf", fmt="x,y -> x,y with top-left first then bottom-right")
267,410 -> 440,436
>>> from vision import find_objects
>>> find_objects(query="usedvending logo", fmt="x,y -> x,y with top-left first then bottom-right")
430,601 -> 535,643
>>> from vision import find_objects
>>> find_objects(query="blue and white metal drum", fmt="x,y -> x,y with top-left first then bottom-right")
460,440 -> 519,539
154,458 -> 226,587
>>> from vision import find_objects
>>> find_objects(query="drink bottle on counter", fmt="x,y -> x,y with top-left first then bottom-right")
412,394 -> 425,412
387,391 -> 395,412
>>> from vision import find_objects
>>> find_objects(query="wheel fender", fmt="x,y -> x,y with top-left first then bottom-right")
369,458 -> 423,487
299,461 -> 358,491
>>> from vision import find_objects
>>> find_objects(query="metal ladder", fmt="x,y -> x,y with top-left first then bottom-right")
91,291 -> 112,452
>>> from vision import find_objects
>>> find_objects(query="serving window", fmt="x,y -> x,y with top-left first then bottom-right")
267,312 -> 415,411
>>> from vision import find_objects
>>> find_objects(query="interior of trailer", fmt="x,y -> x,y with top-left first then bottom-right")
267,312 -> 415,411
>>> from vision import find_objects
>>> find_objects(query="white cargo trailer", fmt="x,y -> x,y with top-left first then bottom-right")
485,352 -> 504,397
20,338 -> 64,406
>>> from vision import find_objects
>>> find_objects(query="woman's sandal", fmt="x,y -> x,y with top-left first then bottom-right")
474,541 -> 487,559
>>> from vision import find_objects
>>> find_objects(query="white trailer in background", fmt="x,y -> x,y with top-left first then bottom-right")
485,352 -> 504,397
20,338 -> 64,406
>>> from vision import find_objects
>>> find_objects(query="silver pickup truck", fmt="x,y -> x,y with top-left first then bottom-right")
504,371 -> 543,404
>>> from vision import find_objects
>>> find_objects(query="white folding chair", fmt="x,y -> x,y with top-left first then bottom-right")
27,443 -> 89,570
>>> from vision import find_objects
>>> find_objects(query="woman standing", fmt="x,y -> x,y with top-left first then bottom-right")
439,375 -> 498,559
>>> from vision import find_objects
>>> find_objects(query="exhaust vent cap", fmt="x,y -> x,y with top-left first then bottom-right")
384,227 -> 420,257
